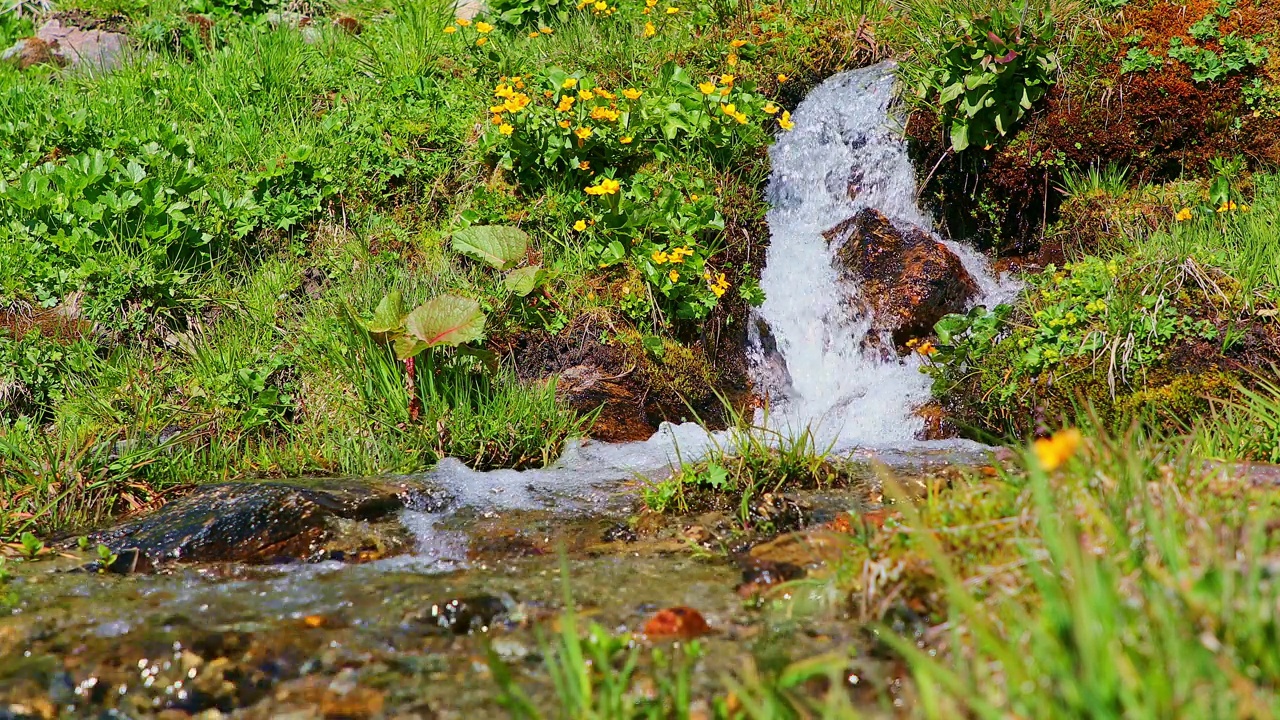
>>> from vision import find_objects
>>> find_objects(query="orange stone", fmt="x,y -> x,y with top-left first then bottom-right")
642,606 -> 711,639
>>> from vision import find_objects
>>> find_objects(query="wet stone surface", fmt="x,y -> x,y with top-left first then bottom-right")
85,479 -> 448,568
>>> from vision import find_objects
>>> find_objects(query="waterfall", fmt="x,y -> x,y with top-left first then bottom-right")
394,63 -> 1012,550
749,62 -> 1013,448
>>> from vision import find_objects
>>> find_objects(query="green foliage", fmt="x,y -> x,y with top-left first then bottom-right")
1119,46 -> 1162,74
886,435 -> 1280,719
1167,34 -> 1268,83
911,4 -> 1059,151
930,255 -> 1218,406
486,0 -> 572,30
0,330 -> 95,421
18,530 -> 43,559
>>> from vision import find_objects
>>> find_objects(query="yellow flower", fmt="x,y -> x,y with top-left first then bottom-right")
776,74 -> 788,83
589,106 -> 620,121
443,25 -> 457,33
730,39 -> 747,48
499,123 -> 514,135
586,177 -> 621,195
558,119 -> 571,128
563,78 -> 578,89
623,88 -> 643,100
596,88 -> 616,100
540,26 -> 554,33
504,94 -> 530,113
1241,204 -> 1251,212
646,0 -> 657,6
574,126 -> 593,140
1217,201 -> 1239,213
1175,207 -> 1192,221
690,194 -> 699,201
666,5 -> 680,12
476,37 -> 488,46
914,341 -> 937,356
620,136 -> 634,144
720,102 -> 737,116
574,219 -> 587,231
529,31 -> 540,37
727,54 -> 738,67
651,250 -> 669,264
733,111 -> 748,124
719,74 -> 735,86
593,0 -> 607,8
666,269 -> 679,282
475,21 -> 493,33
578,89 -> 594,101
644,21 -> 656,36
763,102 -> 778,114
579,160 -> 591,170
491,113 -> 504,124
455,17 -> 471,26
697,82 -> 717,95
556,96 -> 575,112
779,110 -> 794,130
1032,428 -> 1082,471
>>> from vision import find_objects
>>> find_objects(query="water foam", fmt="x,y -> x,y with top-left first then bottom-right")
749,62 -> 1015,446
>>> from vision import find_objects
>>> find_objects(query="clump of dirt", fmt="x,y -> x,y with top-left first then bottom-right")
511,310 -> 746,441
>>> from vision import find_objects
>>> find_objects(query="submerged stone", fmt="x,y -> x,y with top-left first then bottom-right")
89,479 -> 441,568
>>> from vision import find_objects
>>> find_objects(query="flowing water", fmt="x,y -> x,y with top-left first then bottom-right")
750,62 -> 1015,446
0,63 -> 1017,716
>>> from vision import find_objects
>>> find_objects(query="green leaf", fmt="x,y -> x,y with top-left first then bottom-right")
393,335 -> 430,361
404,294 -> 487,349
504,265 -> 547,296
363,291 -> 406,334
950,121 -> 971,152
451,225 -> 529,270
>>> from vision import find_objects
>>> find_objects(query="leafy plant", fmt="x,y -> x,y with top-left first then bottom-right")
18,530 -> 43,559
911,5 -> 1059,151
1119,46 -> 1163,74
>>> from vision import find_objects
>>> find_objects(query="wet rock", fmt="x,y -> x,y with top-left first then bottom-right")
2,19 -> 128,73
745,493 -> 808,534
601,522 -> 637,543
826,208 -> 978,349
736,558 -> 805,597
642,606 -> 712,640
89,480 -> 438,567
747,529 -> 850,570
419,595 -> 512,635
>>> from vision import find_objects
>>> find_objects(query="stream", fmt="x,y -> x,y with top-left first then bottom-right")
0,63 -> 1013,717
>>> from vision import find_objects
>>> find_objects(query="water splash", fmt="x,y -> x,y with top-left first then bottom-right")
749,62 -> 1015,447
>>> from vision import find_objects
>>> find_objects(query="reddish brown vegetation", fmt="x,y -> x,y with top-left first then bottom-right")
913,0 -> 1280,251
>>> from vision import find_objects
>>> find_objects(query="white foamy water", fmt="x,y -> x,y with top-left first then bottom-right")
750,62 -> 1015,447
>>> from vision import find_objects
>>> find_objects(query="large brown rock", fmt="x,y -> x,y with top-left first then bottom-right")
88,479 -> 445,569
826,208 -> 978,349
2,18 -> 127,73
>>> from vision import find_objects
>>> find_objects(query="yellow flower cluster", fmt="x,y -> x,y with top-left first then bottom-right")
720,103 -> 748,124
703,270 -> 730,297
1216,201 -> 1250,213
585,177 -> 621,195
651,246 -> 694,265
489,79 -> 532,134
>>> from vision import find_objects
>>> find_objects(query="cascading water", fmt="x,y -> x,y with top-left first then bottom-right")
749,61 -> 1014,447
394,62 -> 1016,555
